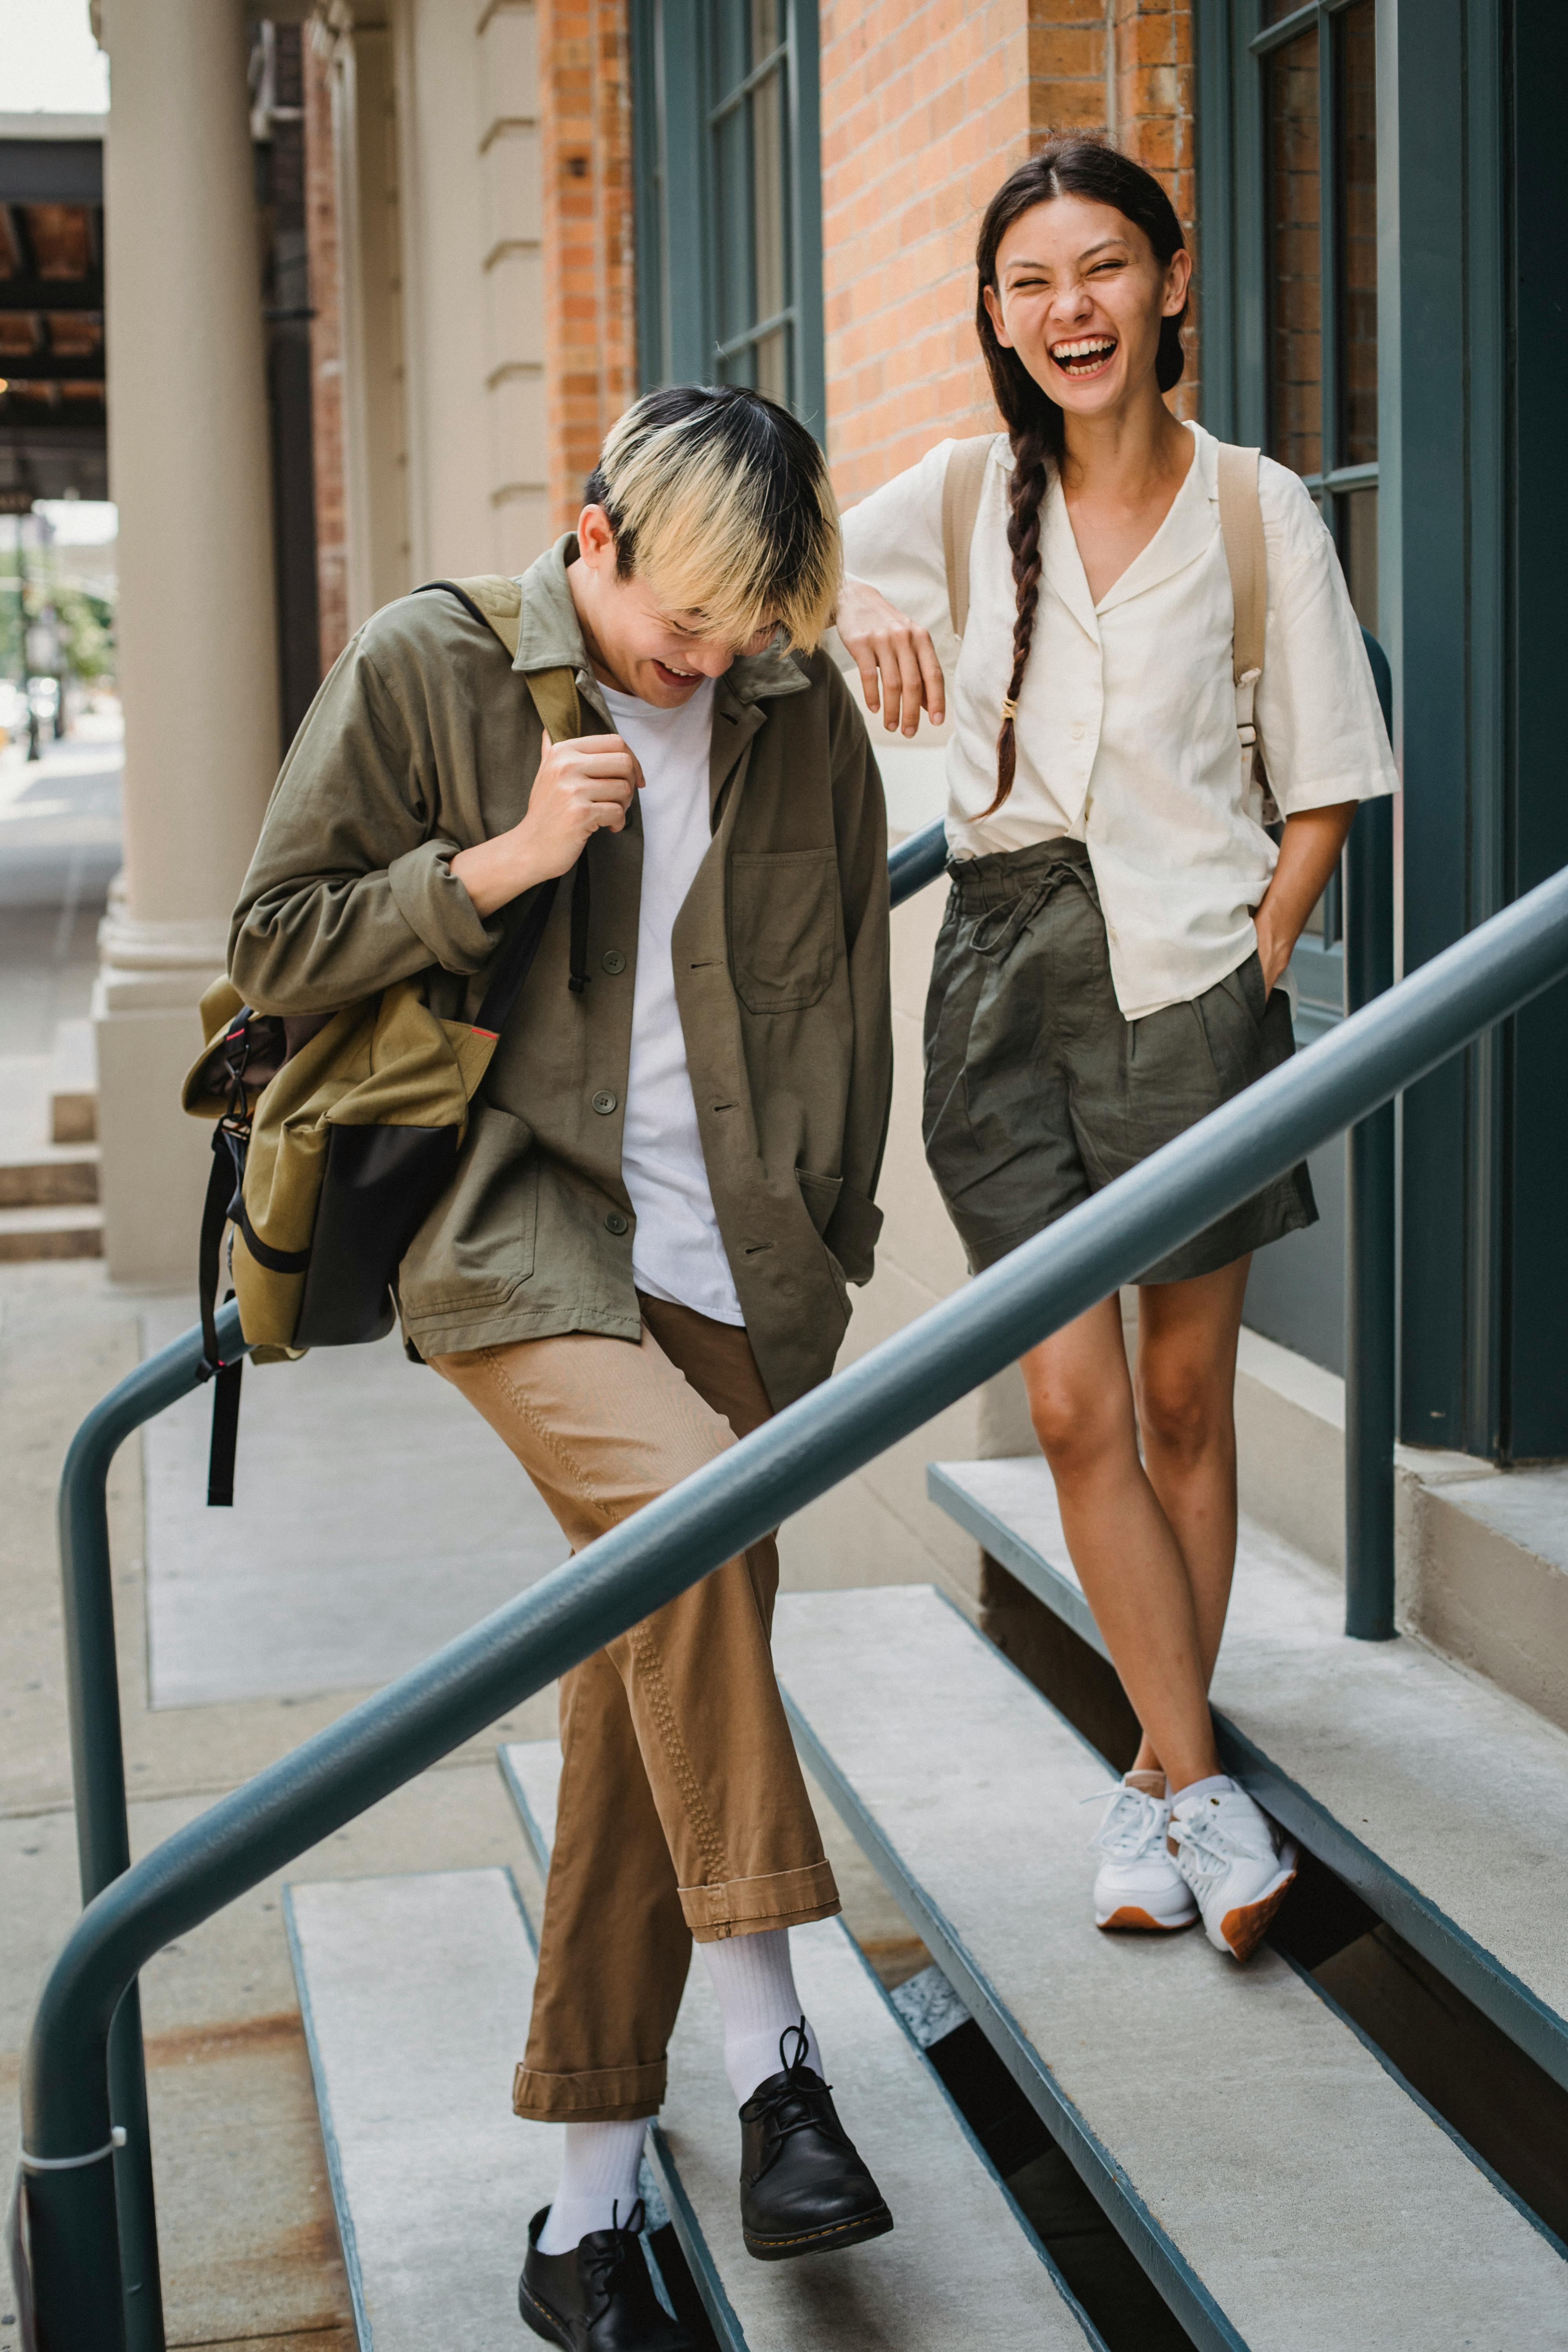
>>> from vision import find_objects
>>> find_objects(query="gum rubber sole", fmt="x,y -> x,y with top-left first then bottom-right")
1096,1904 -> 1199,1933
742,2201 -> 895,2262
1218,1855 -> 1299,1964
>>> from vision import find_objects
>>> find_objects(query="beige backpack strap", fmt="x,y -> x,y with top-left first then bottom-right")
1215,445 -> 1267,802
452,572 -> 523,659
447,575 -> 581,740
523,665 -> 583,742
941,435 -> 996,640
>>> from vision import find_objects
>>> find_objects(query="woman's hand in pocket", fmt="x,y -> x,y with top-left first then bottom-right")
452,730 -> 644,915
835,575 -> 947,737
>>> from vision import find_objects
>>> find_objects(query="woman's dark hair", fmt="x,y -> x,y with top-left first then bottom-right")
976,140 -> 1188,810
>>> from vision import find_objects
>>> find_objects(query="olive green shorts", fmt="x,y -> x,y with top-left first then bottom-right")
922,837 -> 1317,1283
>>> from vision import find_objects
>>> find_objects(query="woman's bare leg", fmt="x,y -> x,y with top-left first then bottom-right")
1127,1258 -> 1252,1775
1019,1294 -> 1222,1792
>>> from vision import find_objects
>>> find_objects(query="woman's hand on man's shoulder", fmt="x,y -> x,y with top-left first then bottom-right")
834,575 -> 947,739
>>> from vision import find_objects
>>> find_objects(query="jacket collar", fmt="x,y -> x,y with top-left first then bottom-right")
512,534 -> 813,728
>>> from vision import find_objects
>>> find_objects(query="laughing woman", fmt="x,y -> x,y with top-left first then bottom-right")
835,140 -> 1397,1961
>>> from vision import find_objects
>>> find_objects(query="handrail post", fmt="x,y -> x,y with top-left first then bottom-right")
1344,631 -> 1397,1639
48,1301 -> 249,2352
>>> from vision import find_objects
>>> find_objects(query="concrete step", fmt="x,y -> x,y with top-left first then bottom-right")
49,1016 -> 97,1143
773,1584 -> 1568,2352
0,1200 -> 103,1260
286,1869 -> 695,2350
0,1151 -> 99,1208
1233,1325 -> 1568,1732
929,1455 -> 1568,2096
499,1737 -> 1102,2349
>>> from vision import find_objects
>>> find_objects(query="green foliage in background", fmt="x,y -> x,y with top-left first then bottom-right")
0,559 -> 117,682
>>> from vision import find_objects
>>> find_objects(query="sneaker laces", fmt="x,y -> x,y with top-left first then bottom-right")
1082,1781 -> 1167,1861
1169,1797 -> 1274,1896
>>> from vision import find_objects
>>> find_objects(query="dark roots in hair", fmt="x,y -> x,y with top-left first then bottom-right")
975,139 -> 1188,812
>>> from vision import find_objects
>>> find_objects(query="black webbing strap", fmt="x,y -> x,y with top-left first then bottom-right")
197,1123 -> 247,1507
205,1307 -> 243,1509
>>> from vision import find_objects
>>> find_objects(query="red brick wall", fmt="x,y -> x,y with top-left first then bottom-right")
304,34 -> 350,670
818,0 -> 1196,508
539,0 -> 636,530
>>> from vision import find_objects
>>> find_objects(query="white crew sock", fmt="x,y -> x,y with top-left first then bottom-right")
536,2118 -> 648,2255
699,1926 -> 822,2107
1171,1773 -> 1237,1809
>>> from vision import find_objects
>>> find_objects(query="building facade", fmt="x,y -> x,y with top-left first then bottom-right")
91,0 -> 1568,1545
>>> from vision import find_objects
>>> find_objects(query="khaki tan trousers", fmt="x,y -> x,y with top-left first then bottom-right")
432,1295 -> 839,2123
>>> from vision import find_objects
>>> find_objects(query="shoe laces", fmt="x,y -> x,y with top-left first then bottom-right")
580,2197 -> 646,2308
1083,1781 -> 1167,1861
1169,1795 -> 1274,1895
750,2020 -> 845,2158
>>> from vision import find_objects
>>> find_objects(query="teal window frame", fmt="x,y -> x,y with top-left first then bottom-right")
1198,0 -> 1381,993
630,0 -> 826,442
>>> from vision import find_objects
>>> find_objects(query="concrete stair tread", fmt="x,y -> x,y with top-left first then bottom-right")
0,1200 -> 103,1259
772,1584 -> 1568,2352
0,1150 -> 100,1206
929,1455 -> 1568,2086
499,1738 -> 1098,2350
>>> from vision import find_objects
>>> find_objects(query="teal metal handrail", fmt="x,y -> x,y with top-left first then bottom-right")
20,848 -> 1568,2347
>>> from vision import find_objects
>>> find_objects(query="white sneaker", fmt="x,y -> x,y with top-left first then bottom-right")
1169,1784 -> 1298,1962
1088,1775 -> 1198,1933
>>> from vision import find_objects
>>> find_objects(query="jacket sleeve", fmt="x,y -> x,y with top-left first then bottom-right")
228,628 -> 504,1015
823,659 -> 893,1285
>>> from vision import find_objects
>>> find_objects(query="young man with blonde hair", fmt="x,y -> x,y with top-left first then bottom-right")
230,385 -> 894,2350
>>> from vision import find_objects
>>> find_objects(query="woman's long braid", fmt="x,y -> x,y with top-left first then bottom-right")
987,426 -> 1051,815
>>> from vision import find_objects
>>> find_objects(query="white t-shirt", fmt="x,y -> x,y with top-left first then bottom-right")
839,421 -> 1399,1020
599,677 -> 745,1325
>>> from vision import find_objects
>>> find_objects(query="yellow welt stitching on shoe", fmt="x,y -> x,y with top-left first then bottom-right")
517,2276 -> 570,2345
747,2211 -> 891,2249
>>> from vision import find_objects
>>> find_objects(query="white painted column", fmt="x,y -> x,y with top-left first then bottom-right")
96,0 -> 279,1278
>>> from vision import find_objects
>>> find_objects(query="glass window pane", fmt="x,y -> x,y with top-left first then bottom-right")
1262,0 -> 1304,20
1337,484 -> 1378,632
1266,29 -> 1321,477
1336,0 -> 1378,465
751,59 -> 787,333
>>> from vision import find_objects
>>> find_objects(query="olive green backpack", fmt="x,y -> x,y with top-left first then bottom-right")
183,576 -> 581,1501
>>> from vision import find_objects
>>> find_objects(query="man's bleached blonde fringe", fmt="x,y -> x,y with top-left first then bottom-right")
595,403 -> 841,653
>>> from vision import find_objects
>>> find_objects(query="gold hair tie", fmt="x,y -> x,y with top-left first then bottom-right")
1000,696 -> 1018,721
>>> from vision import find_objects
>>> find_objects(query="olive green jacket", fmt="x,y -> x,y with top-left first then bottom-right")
228,538 -> 892,1408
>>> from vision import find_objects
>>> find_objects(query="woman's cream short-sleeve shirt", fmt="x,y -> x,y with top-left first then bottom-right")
839,420 -> 1398,1021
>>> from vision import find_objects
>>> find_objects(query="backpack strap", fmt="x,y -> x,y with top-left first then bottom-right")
941,436 -> 997,640
415,578 -> 593,1010
1215,444 -> 1267,803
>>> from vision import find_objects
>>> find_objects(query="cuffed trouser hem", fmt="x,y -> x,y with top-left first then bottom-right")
681,1861 -> 842,1942
512,2058 -> 667,2124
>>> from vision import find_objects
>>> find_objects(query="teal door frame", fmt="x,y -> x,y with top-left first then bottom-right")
1199,0 -> 1568,1459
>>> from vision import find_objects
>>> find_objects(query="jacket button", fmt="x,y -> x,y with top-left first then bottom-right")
602,949 -> 627,975
605,1211 -> 629,1235
592,1089 -> 617,1115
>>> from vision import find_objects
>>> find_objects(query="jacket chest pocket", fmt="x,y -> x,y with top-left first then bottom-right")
728,848 -> 840,1014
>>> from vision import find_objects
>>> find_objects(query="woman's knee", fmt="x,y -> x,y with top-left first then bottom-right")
1026,1381 -> 1134,1479
1136,1355 -> 1233,1462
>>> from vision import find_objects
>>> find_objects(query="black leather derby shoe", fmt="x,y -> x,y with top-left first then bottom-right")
518,2202 -> 695,2350
739,2024 -> 894,2261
